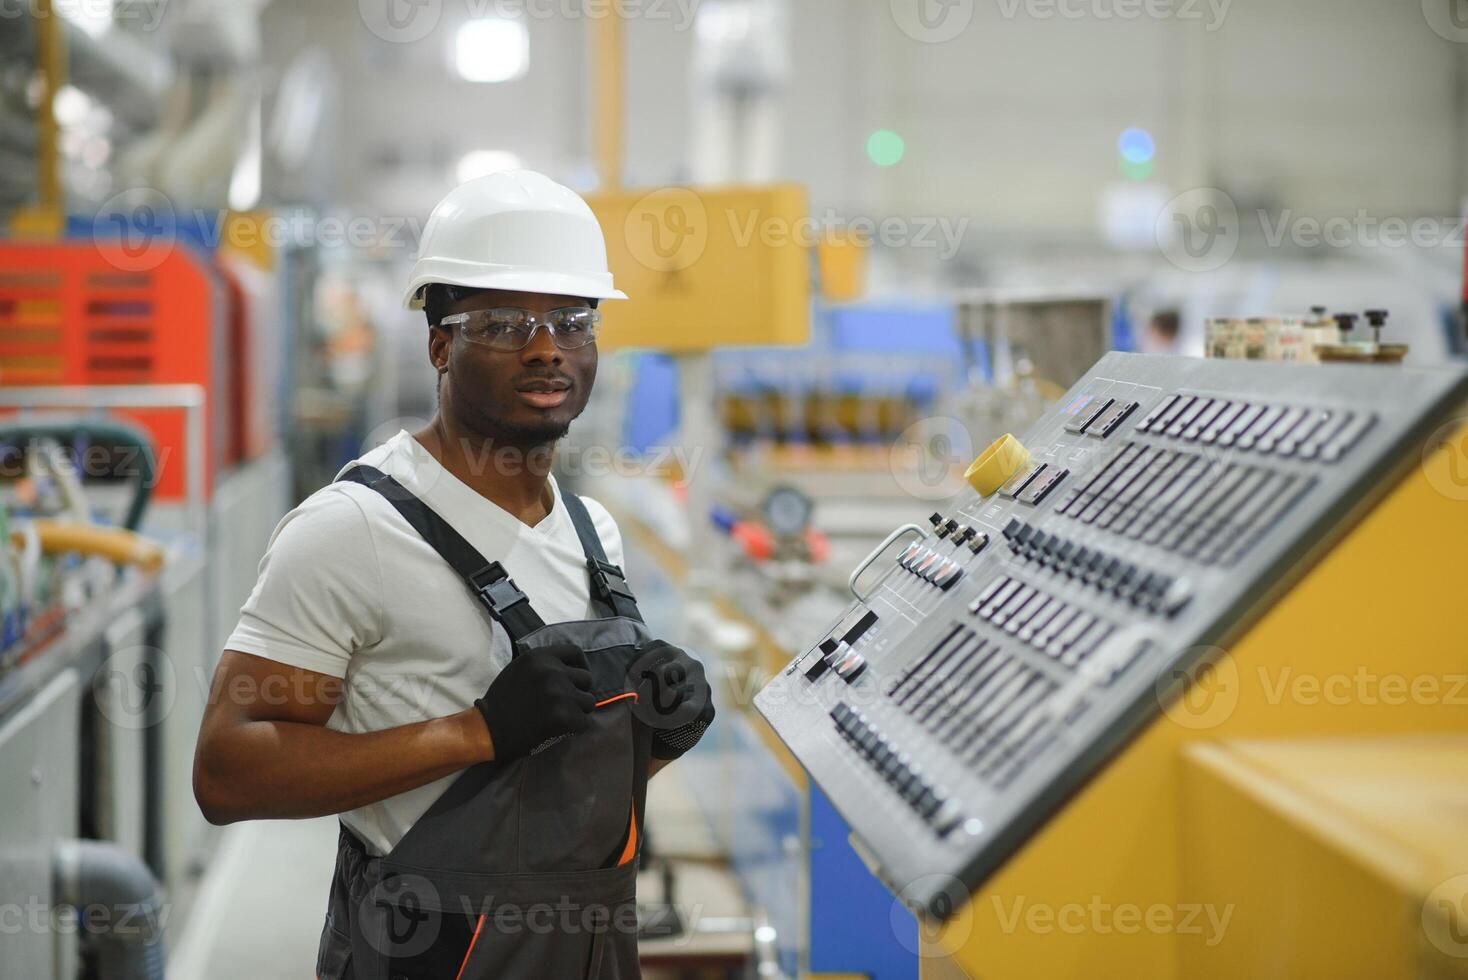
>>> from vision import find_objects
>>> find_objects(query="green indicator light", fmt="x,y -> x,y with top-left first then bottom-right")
867,130 -> 905,167
1121,157 -> 1154,181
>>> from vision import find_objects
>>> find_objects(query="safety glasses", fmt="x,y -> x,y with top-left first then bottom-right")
438,306 -> 600,352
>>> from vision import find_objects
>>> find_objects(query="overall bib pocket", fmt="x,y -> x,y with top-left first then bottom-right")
322,467 -> 656,979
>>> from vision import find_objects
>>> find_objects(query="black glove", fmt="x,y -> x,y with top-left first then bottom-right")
630,641 -> 716,761
475,644 -> 596,763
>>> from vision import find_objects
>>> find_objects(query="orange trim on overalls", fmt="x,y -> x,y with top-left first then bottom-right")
616,805 -> 638,867
596,689 -> 642,862
454,914 -> 487,980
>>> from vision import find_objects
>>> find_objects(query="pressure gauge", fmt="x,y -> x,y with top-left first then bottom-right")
761,485 -> 814,538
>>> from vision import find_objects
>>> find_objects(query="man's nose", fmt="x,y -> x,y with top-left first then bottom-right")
519,323 -> 563,365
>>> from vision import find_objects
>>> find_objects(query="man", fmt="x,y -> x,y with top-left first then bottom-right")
193,170 -> 713,979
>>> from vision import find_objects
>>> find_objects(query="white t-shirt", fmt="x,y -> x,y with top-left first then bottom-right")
225,430 -> 626,855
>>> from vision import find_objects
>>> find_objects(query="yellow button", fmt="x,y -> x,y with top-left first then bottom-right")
965,434 -> 1030,497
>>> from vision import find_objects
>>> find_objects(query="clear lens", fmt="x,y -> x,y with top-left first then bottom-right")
447,307 -> 599,351
545,308 -> 599,347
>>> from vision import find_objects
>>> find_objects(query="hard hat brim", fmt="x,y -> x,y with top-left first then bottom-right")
403,262 -> 627,311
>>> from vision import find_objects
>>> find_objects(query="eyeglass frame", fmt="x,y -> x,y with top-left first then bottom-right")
436,306 -> 601,352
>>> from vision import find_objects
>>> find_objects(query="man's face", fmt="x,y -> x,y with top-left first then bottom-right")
430,288 -> 598,446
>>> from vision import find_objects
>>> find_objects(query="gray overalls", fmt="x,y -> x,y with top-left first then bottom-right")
315,465 -> 653,980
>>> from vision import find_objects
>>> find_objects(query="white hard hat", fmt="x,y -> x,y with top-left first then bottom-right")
403,169 -> 627,311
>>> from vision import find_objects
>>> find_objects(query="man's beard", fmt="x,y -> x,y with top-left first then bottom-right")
453,395 -> 575,450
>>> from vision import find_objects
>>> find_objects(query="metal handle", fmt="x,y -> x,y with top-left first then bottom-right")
848,523 -> 927,603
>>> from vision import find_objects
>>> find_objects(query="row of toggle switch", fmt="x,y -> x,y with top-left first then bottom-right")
1001,518 -> 1192,616
893,513 -> 992,592
969,574 -> 1118,670
1064,396 -> 1139,439
831,701 -> 965,836
1135,393 -> 1373,463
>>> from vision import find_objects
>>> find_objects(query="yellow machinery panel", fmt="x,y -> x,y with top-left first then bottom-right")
1181,736 -> 1468,980
923,427 -> 1468,978
586,184 -> 811,352
751,352 -> 1468,980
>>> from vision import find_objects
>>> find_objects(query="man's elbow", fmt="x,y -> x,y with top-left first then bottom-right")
192,737 -> 247,825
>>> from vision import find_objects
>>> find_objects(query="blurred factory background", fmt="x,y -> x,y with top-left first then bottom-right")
2,1 -> 1467,978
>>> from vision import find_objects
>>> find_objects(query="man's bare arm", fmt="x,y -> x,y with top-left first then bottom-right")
192,651 -> 491,825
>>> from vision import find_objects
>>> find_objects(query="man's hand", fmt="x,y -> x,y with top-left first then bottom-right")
631,641 -> 715,761
475,644 -> 596,762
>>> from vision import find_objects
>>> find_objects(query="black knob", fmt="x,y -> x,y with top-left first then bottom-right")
1334,313 -> 1358,336
1364,309 -> 1388,344
929,512 -> 943,528
1310,305 -> 1328,317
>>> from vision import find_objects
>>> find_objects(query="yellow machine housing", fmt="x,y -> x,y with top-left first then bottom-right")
586,184 -> 811,352
926,421 -> 1468,978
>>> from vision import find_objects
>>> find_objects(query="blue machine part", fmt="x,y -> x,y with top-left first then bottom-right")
823,303 -> 958,356
620,303 -> 972,452
808,783 -> 919,979
67,208 -> 225,257
682,715 -> 804,976
1110,296 -> 1136,352
623,352 -> 680,453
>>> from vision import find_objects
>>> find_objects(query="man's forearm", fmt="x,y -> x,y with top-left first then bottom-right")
195,708 -> 491,824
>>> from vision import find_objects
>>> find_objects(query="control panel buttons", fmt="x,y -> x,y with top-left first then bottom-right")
1019,466 -> 1070,505
1185,399 -> 1230,440
831,703 -> 962,835
1066,396 -> 1116,435
1136,394 -> 1180,433
1165,397 -> 1211,438
999,461 -> 1047,499
1088,400 -> 1140,439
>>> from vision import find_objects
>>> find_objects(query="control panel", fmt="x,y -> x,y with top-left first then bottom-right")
755,352 -> 1468,918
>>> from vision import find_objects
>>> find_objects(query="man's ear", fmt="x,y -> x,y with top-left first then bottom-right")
427,326 -> 450,373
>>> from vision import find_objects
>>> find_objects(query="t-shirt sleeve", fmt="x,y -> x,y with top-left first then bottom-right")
225,487 -> 384,678
578,495 -> 626,570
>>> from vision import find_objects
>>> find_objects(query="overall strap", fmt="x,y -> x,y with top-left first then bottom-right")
339,465 -> 546,641
560,491 -> 644,623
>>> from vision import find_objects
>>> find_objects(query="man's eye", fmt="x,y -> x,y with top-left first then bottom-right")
554,312 -> 594,332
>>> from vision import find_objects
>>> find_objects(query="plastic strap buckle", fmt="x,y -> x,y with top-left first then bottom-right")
469,563 -> 535,626
587,557 -> 636,605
